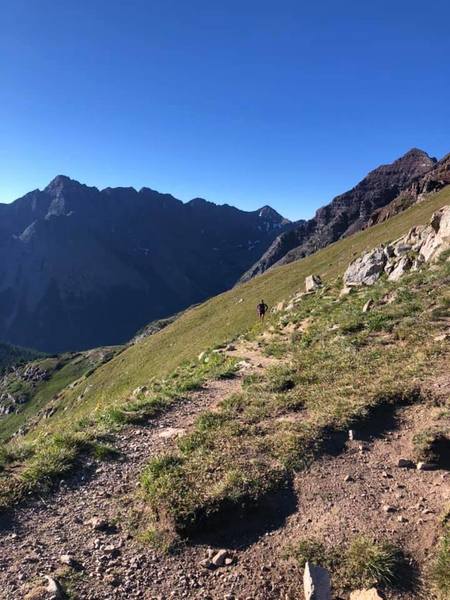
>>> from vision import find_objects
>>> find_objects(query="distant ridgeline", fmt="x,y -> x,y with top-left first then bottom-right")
0,177 -> 289,353
240,148 -> 449,281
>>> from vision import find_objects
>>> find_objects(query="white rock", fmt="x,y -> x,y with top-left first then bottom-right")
305,274 -> 322,292
349,589 -> 383,600
45,576 -> 64,598
362,299 -> 374,313
388,256 -> 412,282
343,247 -> 386,287
303,561 -> 331,600
211,549 -> 229,567
417,462 -> 437,471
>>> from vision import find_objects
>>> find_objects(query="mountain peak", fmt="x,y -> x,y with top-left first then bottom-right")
44,175 -> 81,193
396,148 -> 437,165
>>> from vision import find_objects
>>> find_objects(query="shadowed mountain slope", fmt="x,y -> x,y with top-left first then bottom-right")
0,177 -> 289,353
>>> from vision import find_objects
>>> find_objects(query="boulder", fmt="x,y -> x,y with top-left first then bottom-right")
419,206 -> 450,261
349,589 -> 383,600
303,561 -> 331,600
388,256 -> 412,282
305,275 -> 322,292
343,248 -> 386,287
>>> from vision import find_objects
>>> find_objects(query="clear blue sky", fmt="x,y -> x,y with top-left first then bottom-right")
1,0 -> 449,220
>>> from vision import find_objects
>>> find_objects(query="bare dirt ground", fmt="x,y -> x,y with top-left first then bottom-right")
0,343 -> 448,600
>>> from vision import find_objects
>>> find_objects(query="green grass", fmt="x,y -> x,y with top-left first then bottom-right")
22,185 -> 450,431
289,536 -> 408,593
1,187 -> 449,515
0,350 -> 119,442
0,351 -> 237,509
140,257 -> 450,539
430,525 -> 450,599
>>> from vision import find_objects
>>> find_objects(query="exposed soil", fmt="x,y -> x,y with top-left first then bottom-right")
0,343 -> 448,600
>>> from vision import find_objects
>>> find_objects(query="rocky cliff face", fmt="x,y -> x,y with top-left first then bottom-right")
240,149 -> 436,281
0,177 -> 289,352
366,152 -> 450,227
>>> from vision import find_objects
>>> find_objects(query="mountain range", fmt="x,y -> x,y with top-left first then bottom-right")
0,178 -> 288,352
240,148 -> 440,281
1,147 -> 447,353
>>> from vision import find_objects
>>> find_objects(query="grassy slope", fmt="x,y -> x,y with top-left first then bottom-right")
0,349 -> 120,442
42,185 -> 450,428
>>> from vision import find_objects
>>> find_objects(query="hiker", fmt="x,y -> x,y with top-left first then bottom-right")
257,299 -> 269,322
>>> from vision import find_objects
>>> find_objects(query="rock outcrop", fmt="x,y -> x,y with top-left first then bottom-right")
241,149 -> 437,282
367,152 -> 450,227
343,206 -> 450,288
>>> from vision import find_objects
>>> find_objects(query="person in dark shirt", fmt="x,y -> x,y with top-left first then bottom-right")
257,299 -> 269,322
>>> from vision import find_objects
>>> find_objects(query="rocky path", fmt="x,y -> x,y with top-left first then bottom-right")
0,344 -> 277,600
0,343 -> 448,600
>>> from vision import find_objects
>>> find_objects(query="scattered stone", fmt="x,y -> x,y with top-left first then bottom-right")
434,332 -> 450,342
211,549 -> 230,567
397,458 -> 415,469
60,554 -> 76,567
87,517 -> 111,532
362,299 -> 374,313
45,576 -> 64,598
303,562 -> 331,600
349,589 -> 383,600
397,515 -> 408,523
383,504 -> 396,513
344,475 -> 354,483
305,274 -> 322,292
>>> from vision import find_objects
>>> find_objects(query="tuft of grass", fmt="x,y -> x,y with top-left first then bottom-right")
430,525 -> 450,599
343,536 -> 402,588
290,536 -> 408,593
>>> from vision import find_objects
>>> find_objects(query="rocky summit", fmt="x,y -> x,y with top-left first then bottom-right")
240,148 -> 437,281
0,177 -> 289,352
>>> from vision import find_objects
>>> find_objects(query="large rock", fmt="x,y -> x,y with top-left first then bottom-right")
305,275 -> 322,292
303,561 -> 331,600
349,589 -> 383,600
343,248 -> 386,287
387,255 -> 412,282
419,206 -> 450,261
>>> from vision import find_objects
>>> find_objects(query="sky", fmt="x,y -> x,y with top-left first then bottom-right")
0,1 -> 449,220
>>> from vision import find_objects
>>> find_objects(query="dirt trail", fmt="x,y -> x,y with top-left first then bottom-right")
0,342 -> 448,600
0,343 -> 277,600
